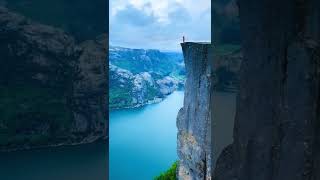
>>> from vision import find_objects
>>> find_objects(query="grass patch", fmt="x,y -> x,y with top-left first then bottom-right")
109,87 -> 132,109
154,161 -> 178,180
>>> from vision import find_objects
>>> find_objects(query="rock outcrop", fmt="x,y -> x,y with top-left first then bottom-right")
109,46 -> 184,75
0,7 -> 107,151
109,63 -> 182,109
109,46 -> 184,109
177,42 -> 213,180
214,0 -> 320,180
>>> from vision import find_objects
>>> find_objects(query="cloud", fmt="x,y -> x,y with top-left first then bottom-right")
114,4 -> 156,26
168,5 -> 191,25
110,0 -> 211,51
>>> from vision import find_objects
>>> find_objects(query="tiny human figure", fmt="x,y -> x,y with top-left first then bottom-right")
183,36 -> 185,43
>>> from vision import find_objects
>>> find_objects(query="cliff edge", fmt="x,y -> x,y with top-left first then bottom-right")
177,42 -> 213,180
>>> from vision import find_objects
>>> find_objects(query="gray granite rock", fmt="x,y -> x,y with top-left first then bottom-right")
109,63 -> 182,109
214,0 -> 320,179
177,42 -> 213,180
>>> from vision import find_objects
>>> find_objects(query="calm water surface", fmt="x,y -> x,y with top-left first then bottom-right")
0,141 -> 107,180
109,91 -> 184,180
0,91 -> 235,180
0,91 -> 183,180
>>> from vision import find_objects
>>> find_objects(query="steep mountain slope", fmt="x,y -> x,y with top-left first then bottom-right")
0,7 -> 107,151
109,46 -> 184,76
109,46 -> 185,109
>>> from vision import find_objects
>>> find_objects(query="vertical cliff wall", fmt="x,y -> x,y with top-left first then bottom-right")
214,0 -> 320,180
177,42 -> 213,180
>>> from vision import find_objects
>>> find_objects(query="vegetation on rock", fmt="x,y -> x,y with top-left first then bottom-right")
154,161 -> 178,180
109,46 -> 185,109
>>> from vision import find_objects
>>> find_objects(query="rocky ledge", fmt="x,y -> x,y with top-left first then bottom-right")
177,42 -> 213,180
109,63 -> 183,109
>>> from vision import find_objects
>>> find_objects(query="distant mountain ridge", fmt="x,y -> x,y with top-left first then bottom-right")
109,46 -> 185,109
109,46 -> 184,75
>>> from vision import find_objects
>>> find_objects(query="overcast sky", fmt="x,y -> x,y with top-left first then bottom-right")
109,0 -> 211,51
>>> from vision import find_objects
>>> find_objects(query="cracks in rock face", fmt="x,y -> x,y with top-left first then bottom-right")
204,152 -> 207,180
178,43 -> 212,180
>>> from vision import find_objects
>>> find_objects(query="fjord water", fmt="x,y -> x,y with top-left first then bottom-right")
110,91 -> 184,180
0,141 -> 107,180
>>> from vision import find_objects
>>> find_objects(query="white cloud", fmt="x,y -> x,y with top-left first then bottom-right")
110,0 -> 211,51
111,0 -> 210,24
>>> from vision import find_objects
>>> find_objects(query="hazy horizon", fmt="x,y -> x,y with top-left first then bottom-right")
109,44 -> 187,53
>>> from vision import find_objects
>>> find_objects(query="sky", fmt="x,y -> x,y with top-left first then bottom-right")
109,0 -> 211,51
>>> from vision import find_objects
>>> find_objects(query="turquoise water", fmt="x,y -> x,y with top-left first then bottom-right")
109,91 -> 184,180
0,141 -> 108,180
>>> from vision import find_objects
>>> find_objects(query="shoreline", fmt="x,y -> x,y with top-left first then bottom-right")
109,97 -> 164,111
2,91 -> 184,152
109,89 -> 185,111
0,135 -> 108,153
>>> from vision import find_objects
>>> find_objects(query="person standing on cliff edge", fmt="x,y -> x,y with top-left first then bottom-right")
183,36 -> 185,43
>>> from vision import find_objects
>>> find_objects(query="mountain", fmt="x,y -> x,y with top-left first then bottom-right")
0,7 -> 107,151
109,46 -> 184,76
109,46 -> 185,109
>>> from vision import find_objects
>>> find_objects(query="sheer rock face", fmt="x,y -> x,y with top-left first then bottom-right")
214,0 -> 320,180
177,42 -> 213,180
0,7 -> 107,151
